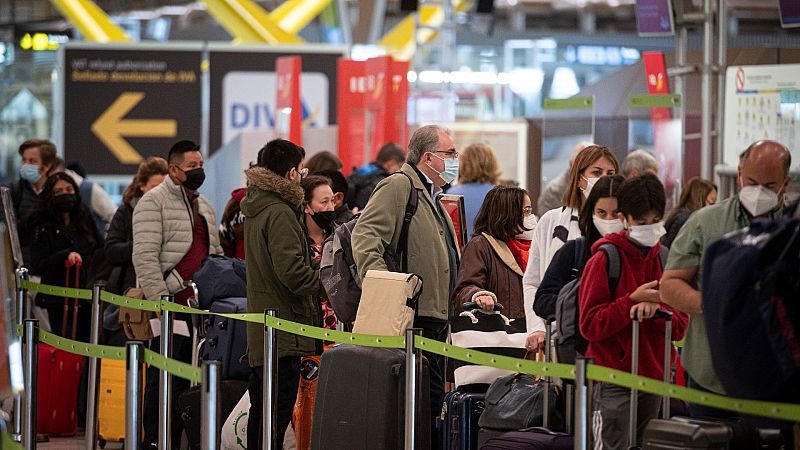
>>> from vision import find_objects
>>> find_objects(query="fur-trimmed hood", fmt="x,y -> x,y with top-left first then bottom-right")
240,166 -> 304,218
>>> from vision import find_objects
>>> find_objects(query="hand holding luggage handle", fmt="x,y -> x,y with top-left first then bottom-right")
629,308 -> 673,449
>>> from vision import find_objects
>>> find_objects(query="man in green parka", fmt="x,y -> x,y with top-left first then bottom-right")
241,139 -> 320,449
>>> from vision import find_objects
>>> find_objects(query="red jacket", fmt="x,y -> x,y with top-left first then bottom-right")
578,231 -> 687,380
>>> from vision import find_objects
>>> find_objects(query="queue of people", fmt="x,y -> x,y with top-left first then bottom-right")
6,130 -> 796,449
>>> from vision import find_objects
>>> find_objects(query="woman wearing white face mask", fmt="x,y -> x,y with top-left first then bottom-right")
522,145 -> 619,350
533,175 -> 625,358
452,186 -> 540,331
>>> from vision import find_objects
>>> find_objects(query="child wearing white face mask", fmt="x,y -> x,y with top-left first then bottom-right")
578,174 -> 688,449
533,174 -> 625,359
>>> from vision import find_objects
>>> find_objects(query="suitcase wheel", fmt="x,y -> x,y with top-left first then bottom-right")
99,439 -> 106,448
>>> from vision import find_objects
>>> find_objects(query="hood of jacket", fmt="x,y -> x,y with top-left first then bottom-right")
591,229 -> 661,262
240,166 -> 304,218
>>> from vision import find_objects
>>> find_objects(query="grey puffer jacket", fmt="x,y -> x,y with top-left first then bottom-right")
132,176 -> 222,300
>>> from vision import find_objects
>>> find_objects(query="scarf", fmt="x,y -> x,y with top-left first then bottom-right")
506,238 -> 531,273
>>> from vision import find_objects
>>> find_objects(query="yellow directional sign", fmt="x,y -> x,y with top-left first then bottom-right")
90,92 -> 178,164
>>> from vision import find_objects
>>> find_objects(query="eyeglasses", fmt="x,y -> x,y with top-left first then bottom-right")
523,206 -> 533,216
434,149 -> 459,158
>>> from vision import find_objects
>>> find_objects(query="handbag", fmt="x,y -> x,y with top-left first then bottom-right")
447,307 -> 526,388
478,353 -> 562,431
118,287 -> 157,340
351,270 -> 423,336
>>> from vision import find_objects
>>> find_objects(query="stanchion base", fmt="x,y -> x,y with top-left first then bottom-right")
11,433 -> 21,442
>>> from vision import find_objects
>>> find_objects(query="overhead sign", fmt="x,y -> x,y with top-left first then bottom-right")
209,45 -> 345,154
62,46 -> 202,175
635,0 -> 674,36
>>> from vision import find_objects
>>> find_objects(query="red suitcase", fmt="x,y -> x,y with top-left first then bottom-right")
37,260 -> 85,436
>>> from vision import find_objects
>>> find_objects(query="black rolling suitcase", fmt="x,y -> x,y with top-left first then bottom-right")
439,388 -> 486,450
311,344 -> 432,450
178,380 -> 249,450
202,297 -> 249,380
642,416 -> 784,449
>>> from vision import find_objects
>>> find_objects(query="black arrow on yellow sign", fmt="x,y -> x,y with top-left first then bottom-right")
91,92 -> 178,164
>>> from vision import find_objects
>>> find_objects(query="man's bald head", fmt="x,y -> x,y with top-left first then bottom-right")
738,140 -> 792,196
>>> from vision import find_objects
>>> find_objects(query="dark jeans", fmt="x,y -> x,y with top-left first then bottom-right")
143,321 -> 192,448
247,357 -> 301,450
414,316 -> 448,450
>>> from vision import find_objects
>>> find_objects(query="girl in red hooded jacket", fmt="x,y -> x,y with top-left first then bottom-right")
578,173 -> 688,449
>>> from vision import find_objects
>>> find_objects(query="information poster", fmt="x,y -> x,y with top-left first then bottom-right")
724,65 -> 800,171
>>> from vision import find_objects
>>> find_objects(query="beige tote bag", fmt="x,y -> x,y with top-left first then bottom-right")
352,270 -> 423,336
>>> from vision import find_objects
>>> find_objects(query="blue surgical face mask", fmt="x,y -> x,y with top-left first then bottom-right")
428,152 -> 459,185
20,164 -> 41,184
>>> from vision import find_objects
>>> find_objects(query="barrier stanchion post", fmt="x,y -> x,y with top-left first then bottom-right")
159,294 -> 174,450
662,317 -> 673,419
13,267 -> 29,442
22,319 -> 38,450
85,281 -> 104,450
125,342 -> 145,450
263,309 -> 278,450
543,320 -> 553,429
404,328 -> 422,450
201,361 -> 221,450
574,356 -> 592,450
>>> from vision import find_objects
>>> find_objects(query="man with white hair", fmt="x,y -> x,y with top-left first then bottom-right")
352,124 -> 460,446
622,149 -> 660,178
537,141 -> 592,215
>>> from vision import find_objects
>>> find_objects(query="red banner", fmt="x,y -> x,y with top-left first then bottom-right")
275,56 -> 302,145
337,59 -> 367,174
365,56 -> 409,161
642,51 -> 671,121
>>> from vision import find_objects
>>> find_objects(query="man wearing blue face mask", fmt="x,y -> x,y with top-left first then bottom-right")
352,124 -> 460,447
661,140 -> 791,419
10,139 -> 58,225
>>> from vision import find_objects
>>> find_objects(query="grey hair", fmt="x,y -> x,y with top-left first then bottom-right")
407,125 -> 451,164
622,149 -> 660,177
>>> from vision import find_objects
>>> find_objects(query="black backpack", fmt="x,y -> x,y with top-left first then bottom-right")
320,172 -> 418,323
554,239 -> 668,364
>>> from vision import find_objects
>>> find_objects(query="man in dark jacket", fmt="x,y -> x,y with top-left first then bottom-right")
241,139 -> 321,449
347,142 -> 406,211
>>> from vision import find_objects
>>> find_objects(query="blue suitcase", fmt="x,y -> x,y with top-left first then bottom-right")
439,389 -> 486,450
202,297 -> 249,380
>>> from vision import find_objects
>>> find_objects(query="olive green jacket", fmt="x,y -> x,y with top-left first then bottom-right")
241,166 -> 321,365
351,163 -> 459,320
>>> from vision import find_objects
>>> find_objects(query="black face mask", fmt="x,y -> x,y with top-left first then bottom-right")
181,168 -> 205,191
52,194 -> 77,212
310,210 -> 337,232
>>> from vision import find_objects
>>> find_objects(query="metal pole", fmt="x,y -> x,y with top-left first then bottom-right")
22,319 -> 38,450
543,320 -> 552,429
366,0 -> 387,44
125,342 -> 145,450
676,25 -> 688,182
335,0 -> 352,46
85,281 -> 104,450
701,0 -> 714,180
716,0 -> 728,169
574,357 -> 591,450
263,309 -> 278,450
629,319 -> 640,449
13,267 -> 29,442
201,361 -> 221,450
159,294 -> 174,450
404,328 -> 422,450
662,319 -> 673,419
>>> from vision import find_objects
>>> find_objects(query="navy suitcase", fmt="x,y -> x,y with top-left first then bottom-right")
480,427 -> 572,449
311,344 -> 431,450
202,297 -> 249,380
439,389 -> 486,450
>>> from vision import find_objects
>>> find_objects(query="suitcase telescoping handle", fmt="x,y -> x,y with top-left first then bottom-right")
461,301 -> 503,312
629,308 -> 673,448
62,259 -> 82,339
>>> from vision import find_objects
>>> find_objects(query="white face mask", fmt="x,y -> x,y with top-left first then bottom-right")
581,176 -> 599,198
593,216 -> 625,236
739,185 -> 779,217
627,221 -> 666,248
516,214 -> 537,240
